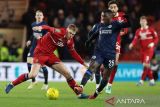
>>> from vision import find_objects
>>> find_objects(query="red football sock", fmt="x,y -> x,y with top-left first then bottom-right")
108,65 -> 118,84
67,78 -> 80,95
141,67 -> 147,80
12,73 -> 29,86
147,68 -> 154,80
67,78 -> 77,89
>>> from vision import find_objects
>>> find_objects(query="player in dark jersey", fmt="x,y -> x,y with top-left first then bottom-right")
26,10 -> 49,90
78,10 -> 130,99
94,0 -> 129,94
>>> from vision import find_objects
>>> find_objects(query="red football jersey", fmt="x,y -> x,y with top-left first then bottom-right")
112,12 -> 128,44
35,25 -> 84,64
131,26 -> 158,50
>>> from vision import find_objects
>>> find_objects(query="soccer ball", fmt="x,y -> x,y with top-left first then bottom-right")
46,88 -> 59,100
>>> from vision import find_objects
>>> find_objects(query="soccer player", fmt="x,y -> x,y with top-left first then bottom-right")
26,10 -> 49,90
95,0 -> 129,94
129,16 -> 158,86
5,24 -> 88,96
79,10 -> 130,99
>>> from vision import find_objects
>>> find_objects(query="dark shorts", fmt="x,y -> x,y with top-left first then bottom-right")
91,49 -> 115,69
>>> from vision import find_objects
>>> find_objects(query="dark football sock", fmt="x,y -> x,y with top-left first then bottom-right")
97,79 -> 108,93
95,70 -> 101,84
80,69 -> 92,87
27,63 -> 35,82
42,67 -> 48,84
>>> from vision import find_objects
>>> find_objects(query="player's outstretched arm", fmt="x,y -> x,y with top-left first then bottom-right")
129,29 -> 139,50
85,24 -> 99,48
32,25 -> 54,33
87,24 -> 99,43
67,39 -> 86,67
41,25 -> 55,32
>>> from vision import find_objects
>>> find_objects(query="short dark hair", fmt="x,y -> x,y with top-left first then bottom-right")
103,9 -> 113,15
108,0 -> 118,7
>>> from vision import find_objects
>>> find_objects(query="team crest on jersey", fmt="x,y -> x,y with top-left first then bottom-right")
55,29 -> 61,33
91,56 -> 96,59
108,25 -> 112,28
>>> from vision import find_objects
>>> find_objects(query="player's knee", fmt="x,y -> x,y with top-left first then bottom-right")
28,73 -> 37,79
89,65 -> 98,73
115,60 -> 119,65
143,63 -> 150,68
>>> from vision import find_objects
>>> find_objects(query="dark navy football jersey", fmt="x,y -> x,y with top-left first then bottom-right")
89,21 -> 129,57
28,21 -> 47,57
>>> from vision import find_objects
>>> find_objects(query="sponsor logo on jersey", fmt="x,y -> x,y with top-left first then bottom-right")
100,29 -> 112,34
108,25 -> 112,28
139,31 -> 152,40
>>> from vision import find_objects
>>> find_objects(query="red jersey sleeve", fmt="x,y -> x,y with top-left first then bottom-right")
150,28 -> 158,45
41,25 -> 55,33
67,38 -> 84,65
131,29 -> 140,46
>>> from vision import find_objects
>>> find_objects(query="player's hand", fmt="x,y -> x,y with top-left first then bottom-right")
26,40 -> 31,47
32,26 -> 42,31
148,42 -> 154,48
129,44 -> 133,50
120,31 -> 125,36
83,63 -> 89,69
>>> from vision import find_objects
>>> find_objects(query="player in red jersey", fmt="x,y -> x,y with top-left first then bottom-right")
94,0 -> 129,94
129,16 -> 158,86
5,24 -> 88,96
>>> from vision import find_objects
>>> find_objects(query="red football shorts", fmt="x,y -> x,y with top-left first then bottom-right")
141,48 -> 154,64
33,49 -> 61,67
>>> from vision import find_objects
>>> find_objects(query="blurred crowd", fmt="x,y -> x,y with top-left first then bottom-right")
0,0 -> 160,62
0,37 -> 23,62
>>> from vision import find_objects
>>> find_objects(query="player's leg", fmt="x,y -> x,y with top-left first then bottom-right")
105,53 -> 119,94
5,63 -> 41,93
45,53 -> 83,95
77,53 -> 102,99
27,57 -> 37,89
146,50 -> 155,86
51,62 -> 83,95
80,53 -> 102,89
89,63 -> 114,99
147,64 -> 155,86
95,68 -> 100,89
80,60 -> 101,88
41,66 -> 49,90
137,51 -> 155,86
137,52 -> 146,86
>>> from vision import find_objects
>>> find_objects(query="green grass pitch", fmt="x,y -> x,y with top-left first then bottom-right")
0,81 -> 160,107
